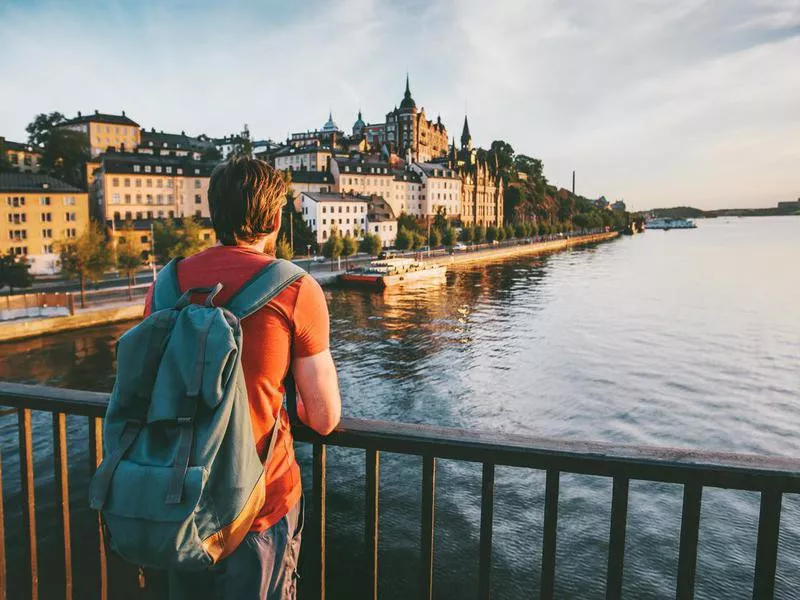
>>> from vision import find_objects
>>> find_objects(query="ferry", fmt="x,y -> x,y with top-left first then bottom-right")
339,258 -> 447,289
646,217 -> 697,230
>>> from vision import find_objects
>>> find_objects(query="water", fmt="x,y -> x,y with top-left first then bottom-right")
1,216 -> 798,598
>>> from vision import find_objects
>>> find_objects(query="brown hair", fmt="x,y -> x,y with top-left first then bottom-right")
208,155 -> 287,245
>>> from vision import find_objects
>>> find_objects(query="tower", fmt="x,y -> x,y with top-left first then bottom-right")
460,115 -> 472,151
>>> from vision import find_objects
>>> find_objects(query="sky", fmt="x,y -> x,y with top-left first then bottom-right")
0,0 -> 797,211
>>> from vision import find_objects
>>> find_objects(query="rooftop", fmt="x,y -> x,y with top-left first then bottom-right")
301,191 -> 369,204
289,170 -> 335,184
1,138 -> 40,154
139,129 -> 215,151
0,172 -> 84,193
61,110 -> 139,127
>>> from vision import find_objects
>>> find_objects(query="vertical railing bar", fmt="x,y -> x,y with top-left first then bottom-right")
478,462 -> 495,600
88,417 -> 108,600
752,489 -> 782,600
0,447 -> 7,600
365,448 -> 379,600
605,476 -> 629,600
313,443 -> 327,600
19,409 -> 38,600
676,481 -> 703,600
540,468 -> 560,599
53,413 -> 73,600
420,456 -> 436,600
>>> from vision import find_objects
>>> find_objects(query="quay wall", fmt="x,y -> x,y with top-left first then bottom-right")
0,232 -> 618,342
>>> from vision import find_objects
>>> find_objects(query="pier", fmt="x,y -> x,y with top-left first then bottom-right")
0,382 -> 796,599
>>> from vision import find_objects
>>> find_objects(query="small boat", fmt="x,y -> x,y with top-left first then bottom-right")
646,217 -> 697,230
339,258 -> 447,289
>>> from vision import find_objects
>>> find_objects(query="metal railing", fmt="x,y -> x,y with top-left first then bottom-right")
0,382 -> 798,600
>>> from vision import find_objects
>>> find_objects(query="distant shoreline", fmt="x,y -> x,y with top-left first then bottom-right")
646,205 -> 800,219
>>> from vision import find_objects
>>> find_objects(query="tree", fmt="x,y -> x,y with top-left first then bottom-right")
59,224 -> 114,308
413,232 -> 426,250
504,224 -> 515,240
459,226 -> 473,243
474,225 -> 486,244
321,227 -> 343,270
428,228 -> 442,248
486,226 -> 498,243
397,213 -> 421,234
496,226 -> 506,242
433,206 -> 448,232
489,140 -> 516,183
201,145 -> 223,162
359,233 -> 382,256
442,226 -> 457,247
342,233 -> 358,268
116,241 -> 143,300
515,223 -> 526,239
152,218 -> 211,264
40,129 -> 90,189
0,252 -> 33,294
275,235 -> 294,259
514,155 -> 544,180
26,112 -> 65,147
0,140 -> 14,173
395,227 -> 413,250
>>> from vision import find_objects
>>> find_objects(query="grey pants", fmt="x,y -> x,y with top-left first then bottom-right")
169,498 -> 303,600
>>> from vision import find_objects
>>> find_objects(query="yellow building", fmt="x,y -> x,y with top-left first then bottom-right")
1,138 -> 42,172
59,110 -> 141,157
93,152 -> 215,224
0,173 -> 90,274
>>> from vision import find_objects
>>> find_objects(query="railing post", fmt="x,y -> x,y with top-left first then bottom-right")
606,476 -> 629,600
88,417 -> 108,600
0,448 -> 6,600
540,468 -> 560,599
313,443 -> 327,600
420,456 -> 436,600
53,413 -> 73,600
19,409 -> 38,600
752,489 -> 781,600
478,463 -> 495,600
365,449 -> 379,600
676,482 -> 702,600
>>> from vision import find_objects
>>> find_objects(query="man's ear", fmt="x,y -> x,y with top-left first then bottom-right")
270,209 -> 283,234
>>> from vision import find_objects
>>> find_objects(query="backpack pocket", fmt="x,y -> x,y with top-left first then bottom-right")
102,460 -> 212,571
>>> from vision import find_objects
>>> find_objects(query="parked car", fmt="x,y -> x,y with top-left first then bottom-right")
453,243 -> 467,251
311,255 -> 326,263
378,250 -> 397,260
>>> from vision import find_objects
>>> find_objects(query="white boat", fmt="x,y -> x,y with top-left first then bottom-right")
646,217 -> 697,230
339,258 -> 447,288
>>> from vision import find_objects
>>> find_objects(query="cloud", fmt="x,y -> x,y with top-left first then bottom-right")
0,0 -> 797,209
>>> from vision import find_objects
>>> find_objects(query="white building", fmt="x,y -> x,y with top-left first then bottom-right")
274,145 -> 332,172
410,162 -> 462,219
298,191 -> 369,244
367,197 -> 398,248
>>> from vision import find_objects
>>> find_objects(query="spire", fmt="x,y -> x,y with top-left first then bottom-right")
405,73 -> 411,97
358,109 -> 362,120
461,115 -> 472,150
400,74 -> 416,111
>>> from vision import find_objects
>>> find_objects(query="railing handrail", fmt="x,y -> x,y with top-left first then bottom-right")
2,381 -> 798,493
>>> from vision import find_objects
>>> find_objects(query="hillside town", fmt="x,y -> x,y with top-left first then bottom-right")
0,75 -> 625,277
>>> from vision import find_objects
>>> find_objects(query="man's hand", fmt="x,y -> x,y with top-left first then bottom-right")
292,349 -> 341,435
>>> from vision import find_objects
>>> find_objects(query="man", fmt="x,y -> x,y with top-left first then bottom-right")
145,155 -> 341,599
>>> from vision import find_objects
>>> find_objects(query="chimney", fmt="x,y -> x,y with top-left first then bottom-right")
95,109 -> 99,115
122,110 -> 126,116
181,130 -> 185,136
77,110 -> 82,117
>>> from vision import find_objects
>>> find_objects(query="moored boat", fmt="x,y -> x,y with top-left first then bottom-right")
339,258 -> 447,288
646,217 -> 697,230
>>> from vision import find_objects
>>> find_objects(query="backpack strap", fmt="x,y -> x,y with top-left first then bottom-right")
152,258 -> 183,312
225,259 -> 306,320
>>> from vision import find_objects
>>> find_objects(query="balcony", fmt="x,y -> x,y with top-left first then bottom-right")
0,382 -> 797,599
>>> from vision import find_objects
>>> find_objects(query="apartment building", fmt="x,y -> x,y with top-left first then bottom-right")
274,144 -> 332,172
59,110 -> 141,157
410,162 -> 462,219
1,138 -> 41,172
298,192 -> 369,244
0,173 -> 89,274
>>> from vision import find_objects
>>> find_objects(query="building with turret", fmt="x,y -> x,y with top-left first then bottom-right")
383,76 -> 448,162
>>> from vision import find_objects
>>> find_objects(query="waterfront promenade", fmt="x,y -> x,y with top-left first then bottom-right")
0,231 -> 617,342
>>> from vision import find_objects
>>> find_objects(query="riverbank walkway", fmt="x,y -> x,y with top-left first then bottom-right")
0,231 -> 617,342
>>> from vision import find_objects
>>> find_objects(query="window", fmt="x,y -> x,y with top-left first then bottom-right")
338,206 -> 342,213
147,211 -> 153,219
43,244 -> 54,254
125,211 -> 132,219
65,228 -> 77,238
322,219 -> 326,225
158,211 -> 164,218
42,229 -> 53,238
177,168 -> 183,175
194,169 -> 200,175
195,194 -> 201,204
136,211 -> 143,219
40,197 -> 51,206
136,194 -> 142,203
63,196 -> 76,206
156,180 -> 163,188
322,230 -> 327,239
124,194 -> 131,203
146,179 -> 152,188
203,233 -> 211,241
135,178 -> 142,187
195,210 -> 202,218
112,177 -> 119,186
194,179 -> 201,189
156,194 -> 163,204
66,212 -> 77,222
155,166 -> 162,173
166,180 -> 173,188
133,165 -> 141,173
168,194 -> 173,202
112,193 -> 120,204
124,178 -> 130,187
140,235 -> 149,244
146,194 -> 154,204
168,211 -> 175,218
144,165 -> 152,173
374,225 -> 379,233
322,206 -> 326,213
166,166 -> 172,174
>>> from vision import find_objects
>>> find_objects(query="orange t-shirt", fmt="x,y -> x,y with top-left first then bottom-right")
144,245 -> 329,531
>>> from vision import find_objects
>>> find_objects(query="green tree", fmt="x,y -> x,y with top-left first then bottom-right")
359,233 -> 382,256
342,233 -> 358,268
489,140 -> 515,183
395,227 -> 413,250
116,241 -> 143,300
275,235 -> 294,259
0,252 -> 33,294
397,213 -> 421,234
321,228 -> 343,269
25,112 -> 65,147
201,145 -> 223,162
40,129 -> 90,189
474,225 -> 486,244
515,223 -> 526,239
442,226 -> 457,247
59,223 -> 114,308
486,226 -> 498,243
433,206 -> 448,232
497,226 -> 506,242
459,226 -> 473,243
428,228 -> 442,248
504,224 -> 515,240
153,218 -> 210,264
413,232 -> 426,250
513,155 -> 544,180
0,140 -> 14,173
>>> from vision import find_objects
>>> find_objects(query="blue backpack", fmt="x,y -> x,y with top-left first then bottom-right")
89,257 -> 305,570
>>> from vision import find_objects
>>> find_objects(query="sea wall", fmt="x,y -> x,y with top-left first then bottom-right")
0,304 -> 142,343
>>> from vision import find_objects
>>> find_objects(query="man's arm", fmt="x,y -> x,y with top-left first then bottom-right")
293,350 -> 341,435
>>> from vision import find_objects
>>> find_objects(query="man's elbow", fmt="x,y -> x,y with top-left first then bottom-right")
310,413 -> 340,436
